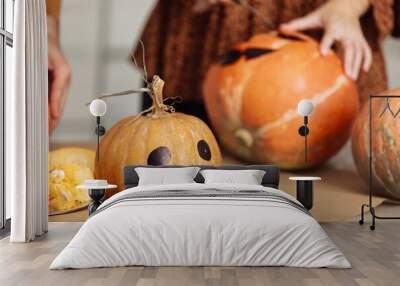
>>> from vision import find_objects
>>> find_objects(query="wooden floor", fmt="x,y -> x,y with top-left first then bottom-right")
1,221 -> 400,286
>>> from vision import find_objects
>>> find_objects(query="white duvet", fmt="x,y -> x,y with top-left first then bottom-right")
50,183 -> 350,269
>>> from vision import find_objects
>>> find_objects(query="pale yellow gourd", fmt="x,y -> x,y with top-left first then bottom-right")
48,148 -> 95,213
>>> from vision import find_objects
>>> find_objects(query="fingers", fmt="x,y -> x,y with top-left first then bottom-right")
362,40 -> 372,72
49,117 -> 58,135
320,33 -> 335,56
280,13 -> 322,32
341,38 -> 372,80
352,43 -> 363,80
280,2 -> 373,81
49,58 -> 71,120
49,86 -> 61,120
320,23 -> 372,80
344,42 -> 355,79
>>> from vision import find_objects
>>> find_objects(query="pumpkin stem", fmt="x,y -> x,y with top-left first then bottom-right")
151,75 -> 167,116
88,75 -> 173,118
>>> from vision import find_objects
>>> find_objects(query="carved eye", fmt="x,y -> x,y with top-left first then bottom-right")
243,48 -> 275,59
197,140 -> 211,161
221,49 -> 242,65
220,48 -> 276,66
147,146 -> 171,165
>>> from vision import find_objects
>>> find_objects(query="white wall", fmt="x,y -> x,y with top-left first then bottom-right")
52,1 -> 400,145
384,37 -> 400,89
51,0 -> 156,143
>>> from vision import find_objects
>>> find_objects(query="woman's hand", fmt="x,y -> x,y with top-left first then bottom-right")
280,0 -> 372,80
47,15 -> 71,134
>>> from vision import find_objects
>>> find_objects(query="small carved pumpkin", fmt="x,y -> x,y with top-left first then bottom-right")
95,76 -> 222,195
203,31 -> 359,169
352,88 -> 400,199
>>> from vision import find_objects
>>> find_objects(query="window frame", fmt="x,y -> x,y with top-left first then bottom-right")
0,0 -> 14,234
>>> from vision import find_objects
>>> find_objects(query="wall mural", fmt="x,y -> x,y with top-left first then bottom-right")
47,0 -> 400,220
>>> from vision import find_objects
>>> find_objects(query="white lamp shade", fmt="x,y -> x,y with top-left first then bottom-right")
297,99 -> 314,116
89,99 -> 107,117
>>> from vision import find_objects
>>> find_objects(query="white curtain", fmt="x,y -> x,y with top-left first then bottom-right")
7,0 -> 48,242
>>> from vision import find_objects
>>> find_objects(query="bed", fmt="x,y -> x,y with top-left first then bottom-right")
50,165 -> 350,269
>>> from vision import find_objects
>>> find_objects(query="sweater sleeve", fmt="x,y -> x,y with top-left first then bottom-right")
368,0 -> 395,40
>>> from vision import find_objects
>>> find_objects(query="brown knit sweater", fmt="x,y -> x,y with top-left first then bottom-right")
134,0 -> 400,105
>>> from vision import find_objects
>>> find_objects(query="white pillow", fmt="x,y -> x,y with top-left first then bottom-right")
200,169 -> 266,185
135,167 -> 200,186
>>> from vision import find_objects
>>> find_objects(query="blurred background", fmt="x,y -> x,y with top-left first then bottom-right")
51,0 -> 400,159
47,0 -> 400,221
51,0 -> 155,143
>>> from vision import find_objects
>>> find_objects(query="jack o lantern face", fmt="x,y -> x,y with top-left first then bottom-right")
221,48 -> 274,65
197,139 -> 212,161
203,31 -> 358,169
147,146 -> 171,165
146,139 -> 213,166
95,90 -> 222,197
221,33 -> 306,66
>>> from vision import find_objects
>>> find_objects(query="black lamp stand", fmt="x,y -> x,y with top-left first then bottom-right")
359,95 -> 400,230
296,180 -> 314,210
95,116 -> 106,161
88,188 -> 106,215
298,116 -> 309,164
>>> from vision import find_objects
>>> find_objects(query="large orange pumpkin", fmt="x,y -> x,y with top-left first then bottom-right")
203,31 -> 359,169
95,76 -> 222,195
352,88 -> 400,200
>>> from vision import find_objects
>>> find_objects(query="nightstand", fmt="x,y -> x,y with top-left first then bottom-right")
77,180 -> 117,215
289,177 -> 321,210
